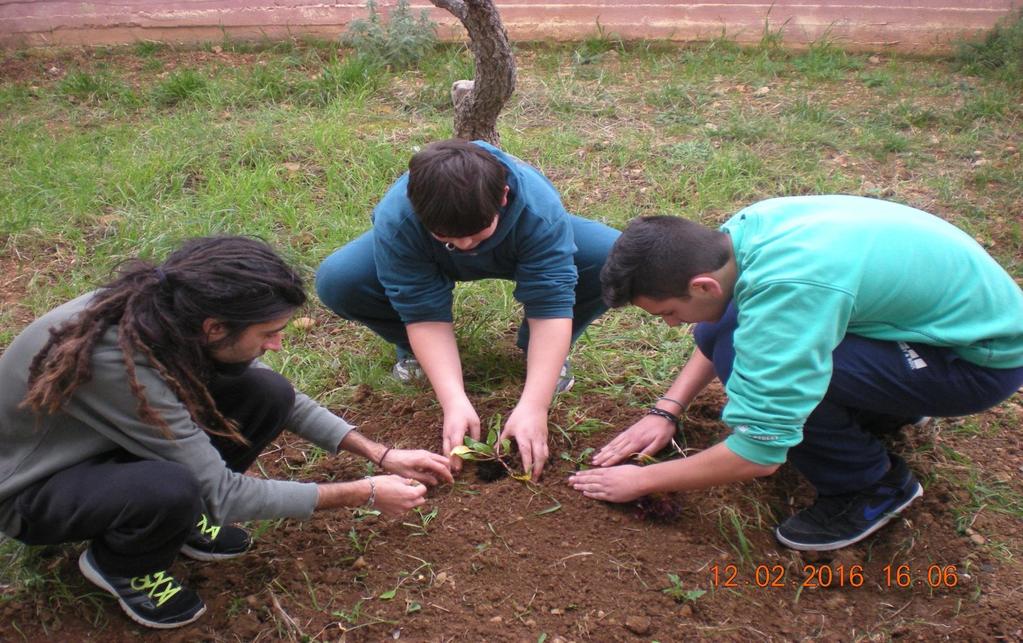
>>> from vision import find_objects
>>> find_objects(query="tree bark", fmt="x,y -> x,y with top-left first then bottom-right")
429,0 -> 516,145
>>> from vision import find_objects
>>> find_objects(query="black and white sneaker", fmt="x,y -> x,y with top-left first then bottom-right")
79,547 -> 206,629
180,514 -> 251,561
775,454 -> 923,551
554,360 -> 575,394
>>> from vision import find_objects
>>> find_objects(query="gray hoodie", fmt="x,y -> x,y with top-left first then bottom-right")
0,293 -> 352,537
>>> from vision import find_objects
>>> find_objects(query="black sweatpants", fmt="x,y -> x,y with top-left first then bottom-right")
12,366 -> 295,577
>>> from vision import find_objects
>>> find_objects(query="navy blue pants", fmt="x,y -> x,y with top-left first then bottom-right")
315,215 -> 620,357
694,303 -> 1023,495
12,367 -> 295,576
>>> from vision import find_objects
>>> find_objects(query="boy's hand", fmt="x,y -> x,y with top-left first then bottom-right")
568,465 -> 647,503
499,402 -> 550,480
381,449 -> 455,486
591,414 -> 677,467
441,396 -> 481,474
371,475 -> 429,516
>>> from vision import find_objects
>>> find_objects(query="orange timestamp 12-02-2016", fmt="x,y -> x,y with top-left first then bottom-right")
710,562 -> 960,589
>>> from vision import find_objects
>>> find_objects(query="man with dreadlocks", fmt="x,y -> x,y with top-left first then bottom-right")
0,236 -> 453,629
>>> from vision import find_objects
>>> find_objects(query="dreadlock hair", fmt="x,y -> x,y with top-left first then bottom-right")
21,236 -> 306,444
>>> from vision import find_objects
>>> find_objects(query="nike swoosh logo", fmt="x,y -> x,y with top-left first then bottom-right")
863,499 -> 896,521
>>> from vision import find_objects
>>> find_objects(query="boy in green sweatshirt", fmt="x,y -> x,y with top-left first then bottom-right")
571,195 -> 1023,551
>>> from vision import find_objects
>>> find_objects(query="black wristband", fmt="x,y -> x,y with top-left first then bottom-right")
647,406 -> 681,427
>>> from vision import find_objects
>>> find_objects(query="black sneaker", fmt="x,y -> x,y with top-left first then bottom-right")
180,513 -> 251,561
775,454 -> 923,551
79,547 -> 206,629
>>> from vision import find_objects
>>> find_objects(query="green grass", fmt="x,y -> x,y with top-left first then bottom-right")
1,33 -> 1022,615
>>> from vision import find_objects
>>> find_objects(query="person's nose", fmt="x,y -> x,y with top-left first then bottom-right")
453,238 -> 476,250
263,333 -> 283,352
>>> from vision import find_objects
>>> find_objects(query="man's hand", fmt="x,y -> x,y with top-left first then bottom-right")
370,475 -> 429,516
441,396 -> 481,474
568,465 -> 648,503
499,402 -> 549,480
380,449 -> 454,486
591,414 -> 677,467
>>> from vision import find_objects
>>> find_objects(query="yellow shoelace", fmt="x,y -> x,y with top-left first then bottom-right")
196,514 -> 221,540
129,571 -> 182,607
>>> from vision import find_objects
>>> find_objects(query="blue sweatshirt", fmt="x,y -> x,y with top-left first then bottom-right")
719,196 -> 1023,465
372,142 -> 579,323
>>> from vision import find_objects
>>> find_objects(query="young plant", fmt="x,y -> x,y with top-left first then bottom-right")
560,447 -> 595,470
662,573 -> 706,603
450,416 -> 522,482
401,507 -> 439,536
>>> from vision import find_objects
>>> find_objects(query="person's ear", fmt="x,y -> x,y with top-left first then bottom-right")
689,276 -> 724,299
202,318 -> 229,344
500,185 -> 510,208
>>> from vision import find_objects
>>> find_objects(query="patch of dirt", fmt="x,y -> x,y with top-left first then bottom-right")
2,380 -> 1021,641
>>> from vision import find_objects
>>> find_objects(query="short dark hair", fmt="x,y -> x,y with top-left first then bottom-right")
600,216 -> 731,307
406,139 -> 508,237
23,236 -> 306,444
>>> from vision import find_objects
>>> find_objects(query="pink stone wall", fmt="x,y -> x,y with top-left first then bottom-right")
1,0 -> 1019,53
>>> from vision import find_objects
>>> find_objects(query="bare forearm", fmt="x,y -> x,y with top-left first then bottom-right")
521,318 -> 572,409
407,321 -> 466,407
636,442 -> 779,495
315,479 -> 372,511
338,430 -> 387,466
656,347 -> 717,414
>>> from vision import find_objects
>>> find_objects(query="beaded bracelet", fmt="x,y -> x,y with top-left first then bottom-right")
647,406 -> 681,427
364,476 -> 376,508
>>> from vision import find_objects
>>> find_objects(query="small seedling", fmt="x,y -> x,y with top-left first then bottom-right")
402,507 -> 439,536
347,525 -> 376,554
560,447 -> 595,469
662,573 -> 706,603
450,416 -> 527,482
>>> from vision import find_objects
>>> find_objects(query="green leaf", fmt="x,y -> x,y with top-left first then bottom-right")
379,588 -> 397,600
450,445 -> 479,461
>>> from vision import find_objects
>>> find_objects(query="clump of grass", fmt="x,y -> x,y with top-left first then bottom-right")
151,68 -> 208,106
955,9 -> 1023,82
342,0 -> 437,70
59,69 -> 133,103
306,55 -> 381,104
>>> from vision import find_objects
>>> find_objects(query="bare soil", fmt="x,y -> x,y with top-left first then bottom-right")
2,45 -> 1022,642
2,374 -> 1022,641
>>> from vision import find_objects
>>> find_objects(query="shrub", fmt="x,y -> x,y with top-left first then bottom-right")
342,0 -> 438,70
955,9 -> 1023,82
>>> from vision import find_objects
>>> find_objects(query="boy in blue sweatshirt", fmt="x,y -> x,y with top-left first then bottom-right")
570,196 -> 1023,551
317,139 -> 620,479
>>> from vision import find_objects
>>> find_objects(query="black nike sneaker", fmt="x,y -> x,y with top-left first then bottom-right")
775,454 -> 923,551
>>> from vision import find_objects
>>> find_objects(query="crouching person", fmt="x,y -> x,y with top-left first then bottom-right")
0,236 -> 453,629
572,196 -> 1023,552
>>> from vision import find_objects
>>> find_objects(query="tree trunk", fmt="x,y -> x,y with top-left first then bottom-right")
429,0 -> 516,145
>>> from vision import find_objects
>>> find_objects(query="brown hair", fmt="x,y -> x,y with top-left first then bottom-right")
406,139 -> 507,237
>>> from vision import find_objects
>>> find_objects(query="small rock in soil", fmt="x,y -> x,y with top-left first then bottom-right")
625,614 -> 652,635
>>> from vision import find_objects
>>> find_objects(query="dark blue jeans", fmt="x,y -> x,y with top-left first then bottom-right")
12,367 -> 295,576
695,303 -> 1023,495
